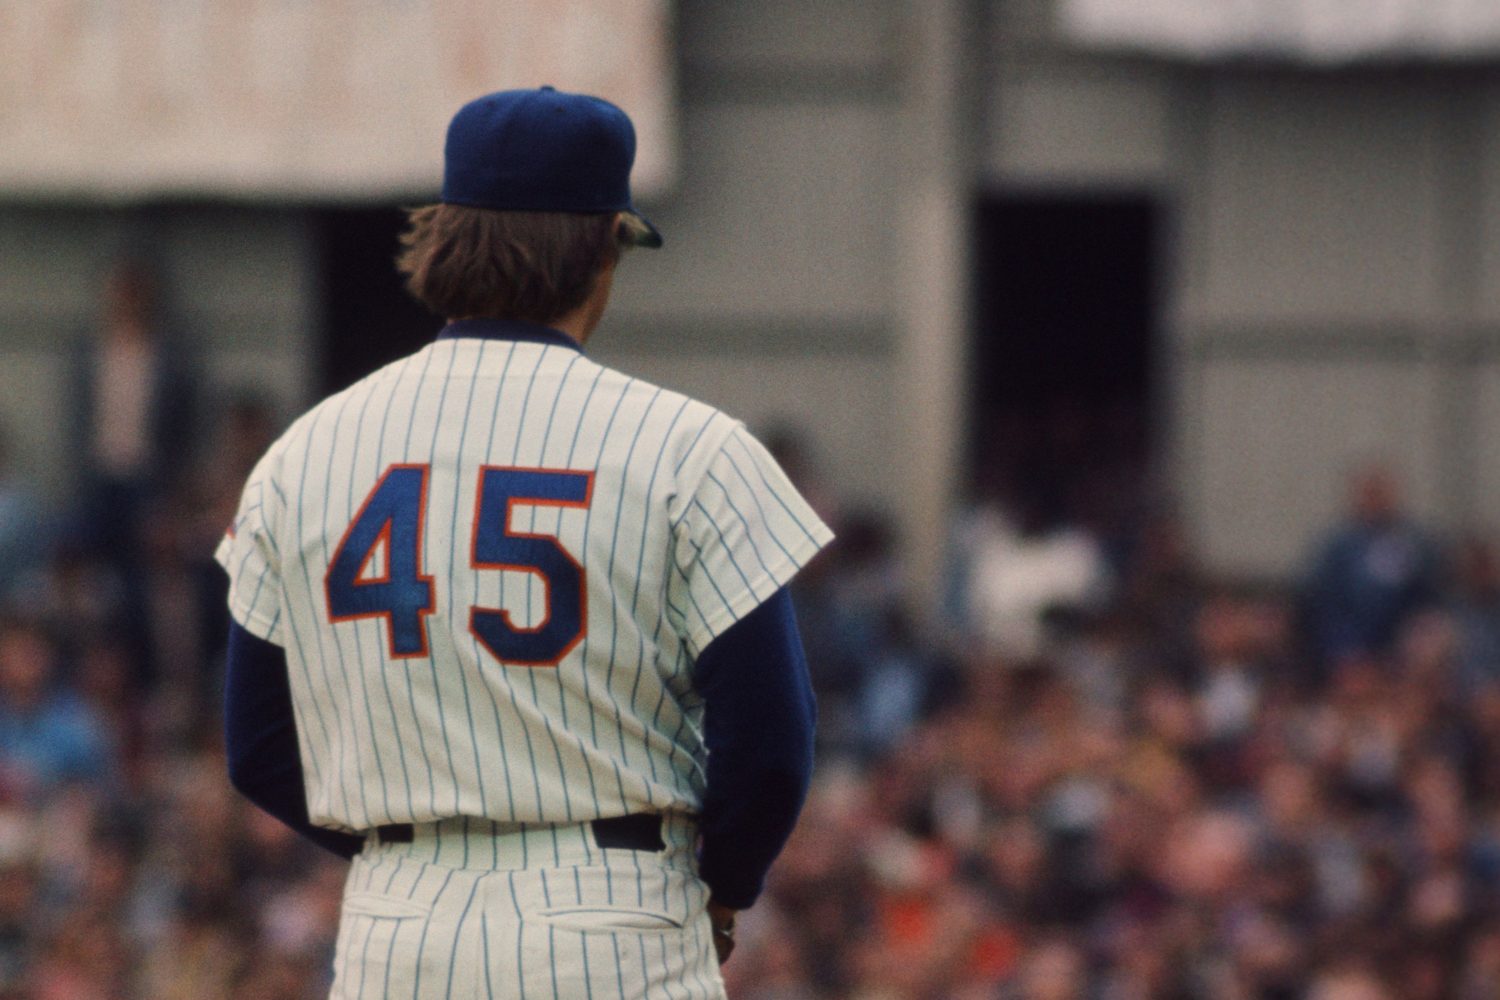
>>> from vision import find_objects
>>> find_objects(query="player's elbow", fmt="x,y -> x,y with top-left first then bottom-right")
225,731 -> 294,811
755,759 -> 813,817
719,727 -> 814,823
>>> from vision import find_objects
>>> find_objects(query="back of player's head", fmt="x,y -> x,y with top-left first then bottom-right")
397,206 -> 625,324
397,86 -> 661,325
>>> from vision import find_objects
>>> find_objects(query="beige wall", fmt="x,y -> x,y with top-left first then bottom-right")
8,0 -> 1500,584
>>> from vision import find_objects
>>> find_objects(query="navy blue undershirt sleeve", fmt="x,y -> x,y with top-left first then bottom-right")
224,621 -> 364,859
694,586 -> 816,910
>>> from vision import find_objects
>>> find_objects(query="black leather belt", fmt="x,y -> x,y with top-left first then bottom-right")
374,813 -> 665,851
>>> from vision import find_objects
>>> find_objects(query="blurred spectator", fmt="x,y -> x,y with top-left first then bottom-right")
1307,963 -> 1393,1000
0,618 -> 111,802
64,259 -> 197,690
796,511 -> 946,759
1303,465 -> 1441,665
181,391 -> 285,676
70,258 -> 194,568
947,497 -> 1110,661
1449,535 -> 1500,693
0,858 -> 35,995
0,425 -> 48,603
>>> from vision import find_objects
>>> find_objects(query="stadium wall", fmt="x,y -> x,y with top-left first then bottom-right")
983,0 -> 1500,578
5,0 -> 1500,583
0,205 -> 316,499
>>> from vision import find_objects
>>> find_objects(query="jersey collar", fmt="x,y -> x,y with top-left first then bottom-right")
436,318 -> 584,353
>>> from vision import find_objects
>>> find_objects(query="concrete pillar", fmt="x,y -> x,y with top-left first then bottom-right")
893,0 -> 973,609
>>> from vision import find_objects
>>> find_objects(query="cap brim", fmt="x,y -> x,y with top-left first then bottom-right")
619,210 -> 663,249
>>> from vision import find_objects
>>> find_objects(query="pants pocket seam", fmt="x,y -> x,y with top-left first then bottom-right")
533,905 -> 685,933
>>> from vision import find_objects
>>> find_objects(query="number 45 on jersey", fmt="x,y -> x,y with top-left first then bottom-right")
324,464 -> 594,667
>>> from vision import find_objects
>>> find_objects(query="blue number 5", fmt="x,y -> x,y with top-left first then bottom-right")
470,467 -> 594,667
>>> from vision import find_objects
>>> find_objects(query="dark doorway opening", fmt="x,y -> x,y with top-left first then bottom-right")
970,194 -> 1158,536
315,207 -> 439,396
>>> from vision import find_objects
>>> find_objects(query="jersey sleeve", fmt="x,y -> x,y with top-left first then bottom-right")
667,423 -> 834,658
214,453 -> 287,646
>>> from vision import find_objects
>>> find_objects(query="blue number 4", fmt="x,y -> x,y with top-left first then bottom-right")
324,465 -> 435,658
325,464 -> 592,666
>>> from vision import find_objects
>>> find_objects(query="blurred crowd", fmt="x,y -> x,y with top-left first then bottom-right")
5,267 -> 1500,998
734,455 -> 1500,1000
0,263 -> 338,1000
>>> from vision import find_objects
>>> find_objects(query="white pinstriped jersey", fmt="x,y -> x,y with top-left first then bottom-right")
216,328 -> 832,834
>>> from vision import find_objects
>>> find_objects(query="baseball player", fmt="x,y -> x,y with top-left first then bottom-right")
216,86 -> 832,999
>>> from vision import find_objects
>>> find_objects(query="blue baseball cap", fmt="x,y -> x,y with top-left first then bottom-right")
441,86 -> 662,248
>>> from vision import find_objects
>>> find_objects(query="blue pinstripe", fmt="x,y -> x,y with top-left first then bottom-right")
470,343 -> 552,821
354,914 -> 376,999
340,377 -> 397,821
601,386 -> 666,801
394,347 -> 443,817
510,870 -> 528,1000
444,340 -> 493,819
680,536 -> 739,629
510,349 -> 582,825
619,398 -> 692,790
712,456 -> 798,566
689,497 -> 758,597
368,363 -> 419,816
481,909 -> 495,999
292,401 -> 363,824
420,343 -> 469,824
465,343 -> 523,821
702,471 -> 776,577
672,416 -> 720,476
610,934 -> 626,1000
534,351 -> 588,824
555,362 -> 606,743
569,373 -> 636,815
408,865 -> 457,1000
379,918 -> 402,1000
725,430 -> 821,544
442,875 -> 481,998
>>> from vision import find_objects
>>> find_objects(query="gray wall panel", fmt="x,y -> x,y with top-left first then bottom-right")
164,209 -> 315,343
0,350 -> 71,498
1466,363 -> 1500,532
986,66 -> 1176,185
1471,81 -> 1500,324
1186,356 -> 1447,575
0,208 -> 133,337
1187,75 -> 1447,327
679,0 -> 897,71
608,99 -> 895,330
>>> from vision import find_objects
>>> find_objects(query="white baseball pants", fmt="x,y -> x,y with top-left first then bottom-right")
329,815 -> 726,999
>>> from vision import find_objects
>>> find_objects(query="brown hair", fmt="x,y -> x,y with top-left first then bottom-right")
395,204 -> 622,323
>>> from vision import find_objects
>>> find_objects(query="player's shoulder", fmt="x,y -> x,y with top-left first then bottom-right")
585,359 -> 746,475
268,352 -> 422,461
